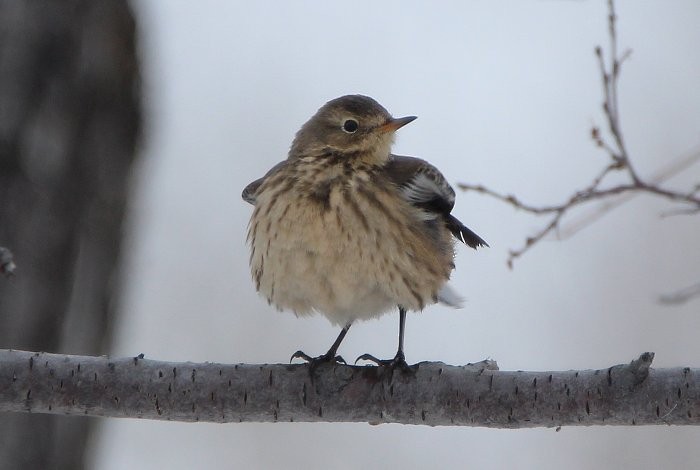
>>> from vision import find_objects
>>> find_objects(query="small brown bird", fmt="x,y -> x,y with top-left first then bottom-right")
242,95 -> 486,368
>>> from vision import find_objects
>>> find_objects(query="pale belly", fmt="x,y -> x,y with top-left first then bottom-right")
247,170 -> 454,326
264,242 -> 398,324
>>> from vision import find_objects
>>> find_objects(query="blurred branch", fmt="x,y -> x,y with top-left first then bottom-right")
1,350 -> 698,427
0,247 -> 15,276
458,0 -> 700,269
558,148 -> 700,239
659,282 -> 700,306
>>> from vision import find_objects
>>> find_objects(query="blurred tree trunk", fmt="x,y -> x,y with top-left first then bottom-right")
0,1 -> 140,469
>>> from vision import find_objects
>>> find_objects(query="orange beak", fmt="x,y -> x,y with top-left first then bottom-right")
378,115 -> 417,133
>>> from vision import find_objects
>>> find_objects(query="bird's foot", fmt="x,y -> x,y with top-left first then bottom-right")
355,350 -> 412,372
290,350 -> 346,366
291,350 -> 347,380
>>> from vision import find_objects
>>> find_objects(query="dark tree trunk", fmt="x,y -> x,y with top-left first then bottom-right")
0,1 -> 141,468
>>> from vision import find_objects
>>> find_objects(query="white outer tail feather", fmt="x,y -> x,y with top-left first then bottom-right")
437,284 -> 464,308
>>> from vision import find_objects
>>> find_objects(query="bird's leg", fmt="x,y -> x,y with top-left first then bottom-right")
395,306 -> 407,365
290,322 -> 351,366
356,307 -> 411,370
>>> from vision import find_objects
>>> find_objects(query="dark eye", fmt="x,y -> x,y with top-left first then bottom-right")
342,119 -> 359,133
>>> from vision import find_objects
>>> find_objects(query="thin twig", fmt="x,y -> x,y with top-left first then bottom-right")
659,282 -> 700,305
561,148 -> 700,237
459,0 -> 700,271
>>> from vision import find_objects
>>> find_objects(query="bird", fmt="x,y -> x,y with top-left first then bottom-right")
242,95 -> 487,369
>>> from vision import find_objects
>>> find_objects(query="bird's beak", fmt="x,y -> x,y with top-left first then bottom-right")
378,115 -> 417,133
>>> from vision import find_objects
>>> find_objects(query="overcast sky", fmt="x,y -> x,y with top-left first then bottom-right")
90,1 -> 700,468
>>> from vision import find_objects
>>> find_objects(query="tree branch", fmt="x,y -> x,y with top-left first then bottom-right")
458,0 -> 700,269
1,350 -> 698,427
659,282 -> 700,306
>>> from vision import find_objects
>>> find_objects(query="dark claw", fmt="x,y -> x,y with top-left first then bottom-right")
354,353 -> 383,365
355,351 -> 411,371
334,355 -> 347,365
290,350 -> 314,363
290,350 -> 346,366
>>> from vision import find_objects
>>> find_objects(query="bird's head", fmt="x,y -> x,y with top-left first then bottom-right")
289,95 -> 416,165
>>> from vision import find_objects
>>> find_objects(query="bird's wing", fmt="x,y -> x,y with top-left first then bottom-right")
384,155 -> 488,249
242,160 -> 288,205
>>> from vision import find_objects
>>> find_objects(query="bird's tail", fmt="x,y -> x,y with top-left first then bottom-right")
437,284 -> 464,308
446,215 -> 489,249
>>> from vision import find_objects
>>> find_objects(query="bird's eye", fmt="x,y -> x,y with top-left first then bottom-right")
342,119 -> 359,133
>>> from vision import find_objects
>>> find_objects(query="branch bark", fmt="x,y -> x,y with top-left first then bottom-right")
1,350 -> 697,427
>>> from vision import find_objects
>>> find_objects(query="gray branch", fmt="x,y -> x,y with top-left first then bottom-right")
0,350 -> 697,427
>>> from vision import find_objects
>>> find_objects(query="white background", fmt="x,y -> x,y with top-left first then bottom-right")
90,1 -> 700,468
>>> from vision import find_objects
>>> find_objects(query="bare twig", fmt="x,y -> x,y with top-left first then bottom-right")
659,282 -> 700,305
561,148 -> 700,237
459,0 -> 700,269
